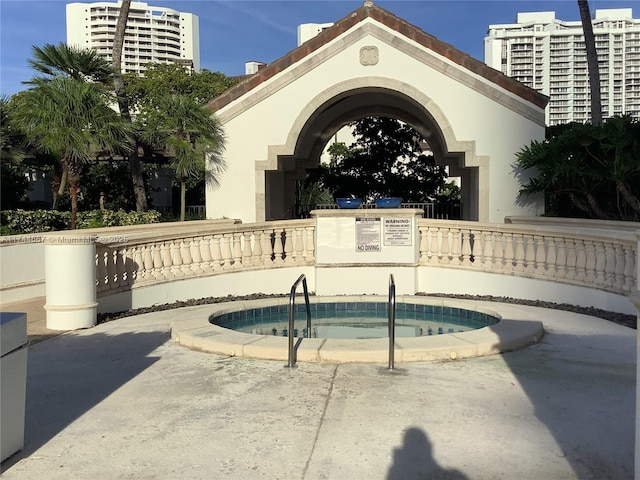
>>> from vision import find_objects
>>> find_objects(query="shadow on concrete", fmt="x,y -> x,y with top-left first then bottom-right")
493,325 -> 635,480
1,329 -> 168,472
387,427 -> 467,480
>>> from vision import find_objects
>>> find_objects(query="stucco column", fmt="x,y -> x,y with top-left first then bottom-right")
634,232 -> 640,479
44,235 -> 97,330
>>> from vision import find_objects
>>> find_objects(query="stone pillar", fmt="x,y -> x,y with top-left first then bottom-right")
634,232 -> 640,479
44,235 -> 97,330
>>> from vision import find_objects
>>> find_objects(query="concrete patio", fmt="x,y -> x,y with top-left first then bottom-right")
0,302 -> 635,479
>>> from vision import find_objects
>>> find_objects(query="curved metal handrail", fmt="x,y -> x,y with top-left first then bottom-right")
286,274 -> 312,368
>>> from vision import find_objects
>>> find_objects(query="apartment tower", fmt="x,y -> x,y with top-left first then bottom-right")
66,1 -> 200,75
485,9 -> 640,125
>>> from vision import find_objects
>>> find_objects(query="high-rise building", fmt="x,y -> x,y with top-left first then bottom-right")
485,9 -> 640,125
66,1 -> 200,75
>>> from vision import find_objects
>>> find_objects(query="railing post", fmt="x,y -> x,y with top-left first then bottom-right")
388,274 -> 396,370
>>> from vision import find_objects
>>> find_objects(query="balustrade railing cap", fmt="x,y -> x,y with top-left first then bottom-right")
43,234 -> 97,245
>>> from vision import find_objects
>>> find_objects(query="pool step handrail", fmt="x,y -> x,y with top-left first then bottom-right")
388,274 -> 396,370
286,274 -> 312,368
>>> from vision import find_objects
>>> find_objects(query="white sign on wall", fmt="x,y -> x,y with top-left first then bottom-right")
384,217 -> 412,246
355,217 -> 381,252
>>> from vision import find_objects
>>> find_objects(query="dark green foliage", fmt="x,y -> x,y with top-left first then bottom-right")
81,161 -> 138,211
0,209 -> 161,234
306,117 -> 449,204
516,116 -> 640,220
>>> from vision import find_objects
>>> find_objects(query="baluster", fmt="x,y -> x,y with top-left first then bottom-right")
439,227 -> 451,265
200,235 -> 213,272
470,230 -> 482,268
273,228 -> 285,265
603,242 -> 616,288
623,245 -> 636,292
252,231 -> 263,266
613,244 -> 626,290
151,243 -> 164,279
502,232 -> 515,273
232,233 -> 243,268
161,241 -> 173,279
294,228 -> 305,263
283,228 -> 294,265
493,231 -> 504,271
594,241 -> 606,286
429,227 -> 440,264
534,235 -> 547,276
449,228 -> 462,266
262,230 -> 273,265
553,237 -> 565,280
545,237 -> 558,278
523,234 -> 535,274
179,239 -> 193,276
190,237 -> 203,274
116,247 -> 128,288
107,248 -> 118,287
482,231 -> 493,270
574,239 -> 587,282
460,230 -> 472,266
513,233 -> 525,272
96,248 -> 108,291
242,232 -> 254,267
221,234 -> 233,270
419,225 -> 429,264
305,226 -> 315,263
132,245 -> 143,284
565,237 -> 577,281
584,240 -> 596,284
211,234 -> 223,271
140,245 -> 152,282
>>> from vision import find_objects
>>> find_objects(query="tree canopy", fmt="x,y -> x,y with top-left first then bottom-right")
305,116 -> 449,204
516,115 -> 640,221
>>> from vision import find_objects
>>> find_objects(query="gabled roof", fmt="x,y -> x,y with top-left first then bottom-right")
206,1 -> 548,113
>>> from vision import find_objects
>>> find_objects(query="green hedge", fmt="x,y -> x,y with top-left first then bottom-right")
0,209 -> 161,235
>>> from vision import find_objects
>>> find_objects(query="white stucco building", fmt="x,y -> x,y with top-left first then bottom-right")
205,2 -> 548,224
66,1 -> 200,74
485,8 -> 640,125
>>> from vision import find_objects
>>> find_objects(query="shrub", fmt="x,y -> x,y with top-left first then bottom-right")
0,209 -> 161,235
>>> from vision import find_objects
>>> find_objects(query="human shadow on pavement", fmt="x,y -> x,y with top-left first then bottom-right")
1,329 -> 167,472
387,427 -> 467,480
491,321 -> 636,479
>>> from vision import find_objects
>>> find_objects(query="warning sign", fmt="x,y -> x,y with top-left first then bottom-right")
384,218 -> 412,246
355,217 -> 381,252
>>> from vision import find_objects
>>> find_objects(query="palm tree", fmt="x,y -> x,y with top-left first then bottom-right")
26,42 -> 113,85
111,0 -> 148,213
578,0 -> 602,125
25,43 -> 116,207
12,77 -> 132,228
138,94 -> 225,221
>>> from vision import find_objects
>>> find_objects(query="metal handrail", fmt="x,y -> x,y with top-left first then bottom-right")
286,274 -> 312,368
388,274 -> 396,370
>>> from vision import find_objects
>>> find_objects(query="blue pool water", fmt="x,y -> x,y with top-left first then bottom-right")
209,301 -> 499,340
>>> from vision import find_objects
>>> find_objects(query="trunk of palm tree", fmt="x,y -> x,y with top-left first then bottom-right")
52,165 -> 68,210
180,177 -> 187,221
578,0 -> 603,125
68,162 -> 81,229
112,0 -> 148,212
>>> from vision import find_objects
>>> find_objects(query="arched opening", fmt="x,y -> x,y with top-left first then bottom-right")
262,86 -> 481,221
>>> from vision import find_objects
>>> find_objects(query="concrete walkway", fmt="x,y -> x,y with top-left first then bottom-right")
0,303 -> 635,479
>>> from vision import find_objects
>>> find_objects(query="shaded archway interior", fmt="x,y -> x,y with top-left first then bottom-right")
265,87 -> 478,221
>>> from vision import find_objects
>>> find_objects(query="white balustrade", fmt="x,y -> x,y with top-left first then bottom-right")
95,220 -> 316,295
417,220 -> 637,295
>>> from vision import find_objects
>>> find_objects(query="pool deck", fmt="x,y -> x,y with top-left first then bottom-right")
0,298 -> 636,479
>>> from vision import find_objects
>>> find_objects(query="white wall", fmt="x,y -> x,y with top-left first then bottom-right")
209,17 -> 545,223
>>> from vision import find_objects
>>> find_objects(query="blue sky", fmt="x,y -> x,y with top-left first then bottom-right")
0,0 -> 636,96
